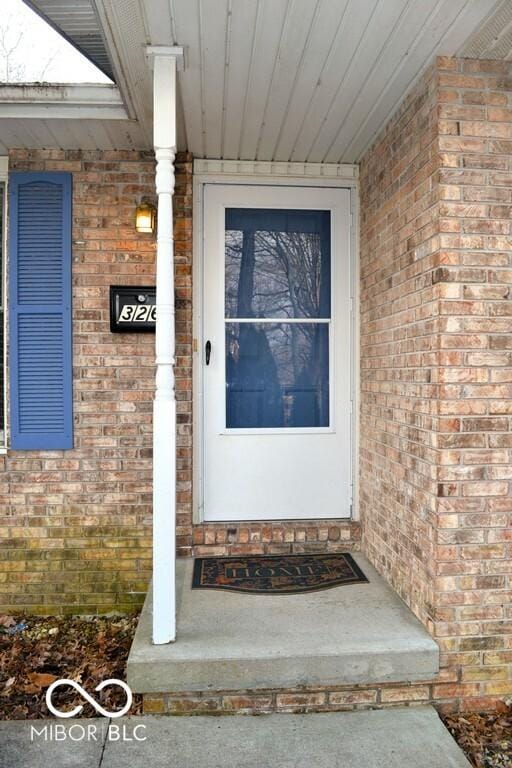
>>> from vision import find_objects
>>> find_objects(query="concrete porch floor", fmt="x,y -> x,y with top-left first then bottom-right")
128,554 -> 439,694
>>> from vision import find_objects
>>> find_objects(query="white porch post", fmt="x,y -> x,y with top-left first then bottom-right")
147,46 -> 184,645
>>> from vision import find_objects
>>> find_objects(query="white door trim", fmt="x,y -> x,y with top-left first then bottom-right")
192,163 -> 359,524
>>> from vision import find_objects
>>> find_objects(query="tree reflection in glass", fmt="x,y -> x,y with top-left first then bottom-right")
225,209 -> 330,429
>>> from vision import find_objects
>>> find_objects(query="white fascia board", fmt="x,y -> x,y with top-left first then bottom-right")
0,84 -> 129,120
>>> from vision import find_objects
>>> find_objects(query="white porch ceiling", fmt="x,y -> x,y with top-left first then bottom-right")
8,0 -> 508,158
181,0 -> 501,162
102,0 -> 503,162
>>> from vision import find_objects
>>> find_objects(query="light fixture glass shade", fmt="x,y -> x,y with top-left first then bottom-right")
135,201 -> 156,233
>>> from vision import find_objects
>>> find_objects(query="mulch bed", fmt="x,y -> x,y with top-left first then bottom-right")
0,613 -> 142,719
443,706 -> 512,768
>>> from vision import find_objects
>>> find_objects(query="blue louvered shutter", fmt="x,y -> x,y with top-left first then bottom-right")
9,172 -> 73,449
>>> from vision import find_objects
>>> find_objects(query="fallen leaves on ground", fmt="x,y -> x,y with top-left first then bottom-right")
444,704 -> 512,768
0,614 -> 142,719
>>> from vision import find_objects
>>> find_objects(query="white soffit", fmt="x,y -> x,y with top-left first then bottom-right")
12,0 -> 508,157
0,117 -> 146,153
144,0 -> 502,163
459,0 -> 512,60
23,0 -> 115,81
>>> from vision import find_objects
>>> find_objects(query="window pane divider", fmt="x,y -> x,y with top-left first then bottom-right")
225,317 -> 331,323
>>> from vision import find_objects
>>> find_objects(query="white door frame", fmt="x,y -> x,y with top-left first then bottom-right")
192,160 -> 360,524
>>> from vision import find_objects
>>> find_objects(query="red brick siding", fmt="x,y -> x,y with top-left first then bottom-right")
141,666 -> 463,716
4,57 -> 511,713
359,64 -> 440,629
0,148 -> 360,614
435,57 -> 512,709
360,57 -> 512,709
0,149 -> 160,613
187,521 -> 360,557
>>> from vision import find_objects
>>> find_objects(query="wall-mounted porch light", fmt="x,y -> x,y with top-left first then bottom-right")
135,200 -> 156,233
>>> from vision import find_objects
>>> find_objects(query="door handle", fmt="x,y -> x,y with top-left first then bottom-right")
205,340 -> 211,365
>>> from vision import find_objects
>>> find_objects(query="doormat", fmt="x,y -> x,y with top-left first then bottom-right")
192,553 -> 368,594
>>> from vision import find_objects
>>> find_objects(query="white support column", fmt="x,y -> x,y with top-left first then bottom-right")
147,45 -> 184,645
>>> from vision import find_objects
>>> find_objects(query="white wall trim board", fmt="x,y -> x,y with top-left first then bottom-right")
193,159 -> 359,183
0,157 -> 7,452
349,185 -> 360,522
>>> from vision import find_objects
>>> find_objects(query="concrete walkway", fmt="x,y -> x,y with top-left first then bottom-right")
0,707 -> 471,768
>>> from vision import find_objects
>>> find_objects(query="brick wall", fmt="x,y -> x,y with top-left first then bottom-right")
3,58 -> 511,712
435,57 -> 512,710
141,672 -> 460,715
360,57 -> 512,710
0,149 -> 161,613
0,148 -> 359,614
186,521 -> 360,558
359,64 -> 440,630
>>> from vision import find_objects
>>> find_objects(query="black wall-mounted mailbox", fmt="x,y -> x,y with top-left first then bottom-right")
110,286 -> 156,332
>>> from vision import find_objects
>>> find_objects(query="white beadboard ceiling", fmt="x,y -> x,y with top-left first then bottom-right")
9,0 -> 507,158
168,0 -> 502,163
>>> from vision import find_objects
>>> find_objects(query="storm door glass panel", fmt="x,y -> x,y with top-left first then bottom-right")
225,208 -> 331,429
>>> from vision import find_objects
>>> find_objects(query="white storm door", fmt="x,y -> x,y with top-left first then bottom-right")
202,184 -> 352,521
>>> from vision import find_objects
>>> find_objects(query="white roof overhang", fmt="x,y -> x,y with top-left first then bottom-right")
0,84 -> 127,120
0,82 -> 147,153
9,0 -> 512,159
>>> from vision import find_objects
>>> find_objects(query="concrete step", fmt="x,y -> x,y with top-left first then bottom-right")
2,708 -> 471,767
128,554 -> 439,693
